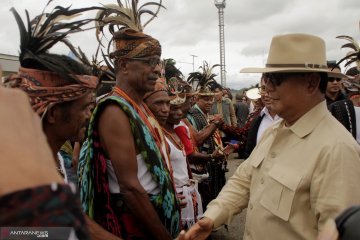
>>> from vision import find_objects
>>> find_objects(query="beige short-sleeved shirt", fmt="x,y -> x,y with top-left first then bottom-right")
204,101 -> 360,240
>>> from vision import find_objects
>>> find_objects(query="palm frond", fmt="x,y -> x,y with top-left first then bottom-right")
336,29 -> 360,71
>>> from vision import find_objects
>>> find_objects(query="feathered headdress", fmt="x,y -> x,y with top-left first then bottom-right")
66,44 -> 116,86
161,59 -> 185,105
10,1 -> 101,83
167,77 -> 186,105
5,1 -> 100,116
336,21 -> 360,72
95,0 -> 164,41
187,61 -> 220,96
144,59 -> 186,105
94,0 -> 164,65
164,58 -> 183,80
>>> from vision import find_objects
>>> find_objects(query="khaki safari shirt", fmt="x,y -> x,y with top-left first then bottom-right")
204,101 -> 360,240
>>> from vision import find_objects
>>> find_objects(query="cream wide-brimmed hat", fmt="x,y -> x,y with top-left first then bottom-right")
241,33 -> 346,78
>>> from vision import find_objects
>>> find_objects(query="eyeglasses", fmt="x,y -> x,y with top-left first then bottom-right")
263,72 -> 306,87
258,85 -> 266,93
328,77 -> 341,83
129,57 -> 161,68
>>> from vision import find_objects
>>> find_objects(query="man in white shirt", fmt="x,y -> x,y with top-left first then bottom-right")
243,76 -> 281,158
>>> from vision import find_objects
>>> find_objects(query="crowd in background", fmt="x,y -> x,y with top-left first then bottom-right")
0,1 -> 360,240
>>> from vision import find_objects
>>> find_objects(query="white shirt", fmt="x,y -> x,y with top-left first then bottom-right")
166,137 -> 190,191
57,152 -> 68,183
256,107 -> 281,143
355,106 -> 360,144
106,154 -> 160,194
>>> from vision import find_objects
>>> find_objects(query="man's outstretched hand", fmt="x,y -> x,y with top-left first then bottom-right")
176,217 -> 214,240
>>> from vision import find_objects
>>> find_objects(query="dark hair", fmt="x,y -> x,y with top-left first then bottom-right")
208,81 -> 222,91
23,54 -> 92,83
96,82 -> 114,97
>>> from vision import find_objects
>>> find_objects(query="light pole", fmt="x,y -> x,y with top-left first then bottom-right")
190,54 -> 197,72
214,0 -> 226,87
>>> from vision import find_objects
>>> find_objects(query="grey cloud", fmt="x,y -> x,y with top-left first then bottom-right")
225,0 -> 294,26
1,0 -> 359,90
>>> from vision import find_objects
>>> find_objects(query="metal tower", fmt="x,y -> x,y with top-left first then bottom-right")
215,0 -> 226,87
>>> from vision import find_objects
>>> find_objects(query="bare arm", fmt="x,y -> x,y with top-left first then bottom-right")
187,151 -> 223,164
98,104 -> 172,240
186,121 -> 218,146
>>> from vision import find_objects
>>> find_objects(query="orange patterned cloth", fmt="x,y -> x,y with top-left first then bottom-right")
4,67 -> 98,116
110,28 -> 161,59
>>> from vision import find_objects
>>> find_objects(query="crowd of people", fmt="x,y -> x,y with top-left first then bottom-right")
1,1 -> 360,240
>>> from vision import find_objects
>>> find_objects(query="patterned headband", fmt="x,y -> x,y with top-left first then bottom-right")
4,67 -> 98,116
110,28 -> 161,59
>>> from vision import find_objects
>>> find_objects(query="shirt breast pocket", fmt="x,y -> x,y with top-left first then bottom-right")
259,165 -> 302,221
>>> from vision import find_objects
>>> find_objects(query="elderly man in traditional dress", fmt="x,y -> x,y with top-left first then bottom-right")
78,2 -> 181,239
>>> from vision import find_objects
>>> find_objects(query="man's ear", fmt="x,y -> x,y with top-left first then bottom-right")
307,73 -> 321,94
117,59 -> 130,74
44,105 -> 60,124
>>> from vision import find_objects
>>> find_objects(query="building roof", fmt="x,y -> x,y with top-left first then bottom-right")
0,53 -> 20,73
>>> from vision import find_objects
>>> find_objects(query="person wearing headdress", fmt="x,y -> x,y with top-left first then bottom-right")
0,85 -> 90,239
78,1 -> 181,239
174,79 -> 226,180
145,75 -> 204,229
162,80 -> 204,230
183,33 -> 360,240
2,3 -> 102,239
186,62 -> 227,208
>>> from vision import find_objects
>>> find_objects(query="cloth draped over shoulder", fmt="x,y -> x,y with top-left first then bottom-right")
4,67 -> 98,116
78,95 -> 180,238
328,99 -> 357,139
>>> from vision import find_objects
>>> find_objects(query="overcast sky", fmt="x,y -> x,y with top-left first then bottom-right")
1,0 -> 359,89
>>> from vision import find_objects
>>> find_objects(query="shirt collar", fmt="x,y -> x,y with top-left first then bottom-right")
194,104 -> 206,116
261,107 -> 280,121
273,101 -> 328,138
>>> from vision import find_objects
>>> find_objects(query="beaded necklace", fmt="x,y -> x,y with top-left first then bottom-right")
162,127 -> 186,157
113,86 -> 163,148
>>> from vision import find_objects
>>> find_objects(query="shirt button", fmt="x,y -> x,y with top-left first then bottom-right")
249,203 -> 253,210
260,178 -> 264,184
270,152 -> 276,158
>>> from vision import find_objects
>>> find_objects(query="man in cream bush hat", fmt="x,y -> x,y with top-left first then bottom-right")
179,33 -> 360,240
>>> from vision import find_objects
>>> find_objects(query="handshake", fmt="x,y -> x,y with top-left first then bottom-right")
208,114 -> 224,127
